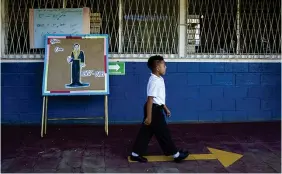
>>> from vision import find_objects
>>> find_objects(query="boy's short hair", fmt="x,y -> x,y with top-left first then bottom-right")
147,55 -> 164,71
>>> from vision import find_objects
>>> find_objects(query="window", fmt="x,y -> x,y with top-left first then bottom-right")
122,0 -> 179,54
240,0 -> 281,54
2,0 -> 281,58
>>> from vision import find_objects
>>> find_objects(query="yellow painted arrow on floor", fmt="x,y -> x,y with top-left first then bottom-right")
128,147 -> 243,168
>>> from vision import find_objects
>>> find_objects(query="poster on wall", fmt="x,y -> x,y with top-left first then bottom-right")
29,8 -> 90,49
42,34 -> 109,96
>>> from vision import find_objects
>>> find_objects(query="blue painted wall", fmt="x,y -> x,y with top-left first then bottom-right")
1,62 -> 281,124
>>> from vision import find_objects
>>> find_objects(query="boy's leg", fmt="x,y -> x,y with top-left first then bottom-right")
153,112 -> 178,155
130,103 -> 153,162
153,107 -> 189,162
131,124 -> 153,156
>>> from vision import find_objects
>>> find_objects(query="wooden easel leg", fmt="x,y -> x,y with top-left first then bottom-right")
44,96 -> 48,135
41,96 -> 46,138
104,95 -> 108,136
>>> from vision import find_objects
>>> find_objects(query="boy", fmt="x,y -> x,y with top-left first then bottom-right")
130,55 -> 189,163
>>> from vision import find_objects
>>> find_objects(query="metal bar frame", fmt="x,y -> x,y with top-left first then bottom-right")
40,95 -> 109,138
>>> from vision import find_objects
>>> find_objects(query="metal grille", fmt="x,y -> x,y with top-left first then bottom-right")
187,0 -> 281,55
122,0 -> 179,54
187,0 -> 237,54
240,0 -> 281,54
3,0 -> 62,58
2,0 -> 281,59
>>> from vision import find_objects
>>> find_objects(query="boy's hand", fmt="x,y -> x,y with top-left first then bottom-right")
164,108 -> 171,117
144,117 -> 152,125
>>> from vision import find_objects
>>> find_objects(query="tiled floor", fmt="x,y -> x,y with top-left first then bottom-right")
1,121 -> 281,173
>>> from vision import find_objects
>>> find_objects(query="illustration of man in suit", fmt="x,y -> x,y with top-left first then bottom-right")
65,43 -> 90,88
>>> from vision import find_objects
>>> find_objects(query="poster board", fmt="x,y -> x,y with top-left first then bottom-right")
42,34 -> 109,96
29,8 -> 90,49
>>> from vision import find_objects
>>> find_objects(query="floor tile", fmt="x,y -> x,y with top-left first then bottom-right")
105,167 -> 131,172
197,160 -> 229,173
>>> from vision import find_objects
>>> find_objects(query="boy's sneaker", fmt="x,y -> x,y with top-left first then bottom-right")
174,150 -> 189,163
130,155 -> 148,163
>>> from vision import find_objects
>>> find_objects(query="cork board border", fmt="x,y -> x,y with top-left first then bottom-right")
42,34 -> 109,96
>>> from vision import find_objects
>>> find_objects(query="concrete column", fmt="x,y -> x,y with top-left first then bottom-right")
178,0 -> 187,58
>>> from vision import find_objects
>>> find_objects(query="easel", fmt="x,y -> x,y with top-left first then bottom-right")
40,33 -> 110,138
40,95 -> 108,137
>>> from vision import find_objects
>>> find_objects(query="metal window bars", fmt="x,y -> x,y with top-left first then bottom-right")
1,0 -> 281,59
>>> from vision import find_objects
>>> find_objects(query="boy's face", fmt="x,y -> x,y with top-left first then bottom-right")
156,60 -> 167,75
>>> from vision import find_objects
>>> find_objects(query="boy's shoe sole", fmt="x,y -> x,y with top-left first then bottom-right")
130,155 -> 148,163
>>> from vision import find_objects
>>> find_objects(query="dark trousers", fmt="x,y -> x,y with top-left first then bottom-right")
132,103 -> 178,156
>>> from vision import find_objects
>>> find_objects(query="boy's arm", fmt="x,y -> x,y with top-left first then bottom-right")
163,104 -> 171,117
145,80 -> 157,125
146,96 -> 154,121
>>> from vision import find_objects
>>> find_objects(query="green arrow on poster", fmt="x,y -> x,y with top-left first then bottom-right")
109,62 -> 125,75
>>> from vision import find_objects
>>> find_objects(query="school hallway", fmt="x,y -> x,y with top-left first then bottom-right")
1,121 -> 281,173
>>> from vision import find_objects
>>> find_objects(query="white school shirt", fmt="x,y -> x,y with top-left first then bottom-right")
147,73 -> 166,105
